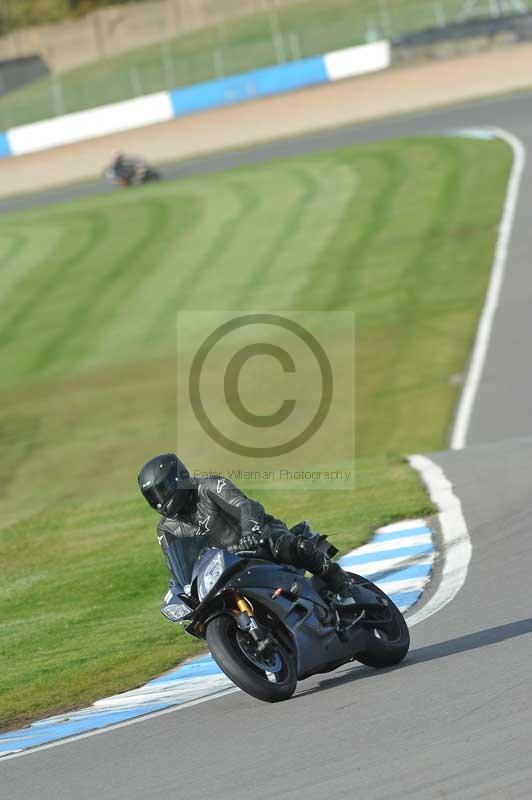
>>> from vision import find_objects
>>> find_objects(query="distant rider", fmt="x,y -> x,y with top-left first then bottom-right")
138,453 -> 357,607
110,151 -> 132,183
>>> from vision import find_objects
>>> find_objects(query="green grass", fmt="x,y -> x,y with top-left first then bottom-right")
0,135 -> 511,730
1,0 -> 530,128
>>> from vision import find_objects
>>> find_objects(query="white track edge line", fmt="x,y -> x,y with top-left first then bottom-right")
450,127 -> 526,450
0,687 -> 241,762
406,454 -> 472,628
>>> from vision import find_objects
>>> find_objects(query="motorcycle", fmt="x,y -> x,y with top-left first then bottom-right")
161,523 -> 410,702
104,156 -> 160,188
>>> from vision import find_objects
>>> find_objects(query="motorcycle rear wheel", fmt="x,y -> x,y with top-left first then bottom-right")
206,614 -> 297,702
349,574 -> 410,668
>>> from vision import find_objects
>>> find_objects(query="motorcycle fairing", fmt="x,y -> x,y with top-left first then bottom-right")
190,550 -> 371,680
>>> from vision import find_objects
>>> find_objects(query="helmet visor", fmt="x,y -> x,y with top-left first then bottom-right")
141,469 -> 177,512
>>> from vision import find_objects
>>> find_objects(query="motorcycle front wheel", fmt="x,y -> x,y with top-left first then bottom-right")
142,168 -> 160,183
206,614 -> 297,702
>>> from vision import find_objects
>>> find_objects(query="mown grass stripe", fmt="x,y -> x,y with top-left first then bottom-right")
234,166 -> 319,308
0,211 -> 109,354
147,180 -> 261,335
262,161 -> 359,307
32,199 -> 176,371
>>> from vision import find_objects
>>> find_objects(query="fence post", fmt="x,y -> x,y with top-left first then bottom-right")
129,66 -> 143,97
288,31 -> 302,61
0,70 -> 8,129
365,17 -> 380,42
213,48 -> 225,79
433,0 -> 447,26
51,75 -> 65,116
167,0 -> 180,36
377,0 -> 393,37
269,10 -> 286,63
160,36 -> 176,90
92,9 -> 107,60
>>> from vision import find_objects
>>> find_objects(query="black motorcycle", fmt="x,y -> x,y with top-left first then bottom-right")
104,156 -> 160,188
161,524 -> 410,702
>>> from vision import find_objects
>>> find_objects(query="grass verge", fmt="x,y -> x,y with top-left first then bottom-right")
0,135 -> 511,729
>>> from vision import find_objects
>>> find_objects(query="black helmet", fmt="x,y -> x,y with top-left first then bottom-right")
138,453 -> 194,517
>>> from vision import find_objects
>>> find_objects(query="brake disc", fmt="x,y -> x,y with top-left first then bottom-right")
235,630 -> 282,673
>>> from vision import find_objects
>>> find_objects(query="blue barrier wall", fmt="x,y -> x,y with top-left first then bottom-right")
169,56 -> 328,117
0,132 -> 11,159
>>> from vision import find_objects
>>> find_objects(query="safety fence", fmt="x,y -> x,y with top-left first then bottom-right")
1,1 -> 532,130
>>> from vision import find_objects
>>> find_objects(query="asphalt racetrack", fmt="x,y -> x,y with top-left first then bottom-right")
4,89 -> 532,798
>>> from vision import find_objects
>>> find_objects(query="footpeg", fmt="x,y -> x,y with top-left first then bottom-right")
335,594 -> 357,608
337,608 -> 365,637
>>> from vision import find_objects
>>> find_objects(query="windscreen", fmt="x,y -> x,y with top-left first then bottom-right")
162,534 -> 209,590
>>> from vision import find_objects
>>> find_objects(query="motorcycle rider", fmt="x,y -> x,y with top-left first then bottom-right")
109,151 -> 132,183
138,453 -> 357,607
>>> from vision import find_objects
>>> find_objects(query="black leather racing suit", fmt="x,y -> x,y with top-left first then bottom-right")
112,156 -> 133,182
156,475 -> 347,593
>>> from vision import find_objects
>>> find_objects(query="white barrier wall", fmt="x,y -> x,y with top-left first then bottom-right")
324,41 -> 391,81
8,92 -> 173,156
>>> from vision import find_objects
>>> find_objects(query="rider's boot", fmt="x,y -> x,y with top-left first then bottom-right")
322,560 -> 358,607
292,536 -> 358,607
269,529 -> 358,607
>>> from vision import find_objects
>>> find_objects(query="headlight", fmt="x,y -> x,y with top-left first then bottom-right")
198,552 -> 225,601
161,602 -> 192,622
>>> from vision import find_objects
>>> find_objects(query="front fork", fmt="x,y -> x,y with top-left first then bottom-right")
234,593 -> 270,652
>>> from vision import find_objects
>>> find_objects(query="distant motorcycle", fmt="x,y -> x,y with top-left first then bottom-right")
104,154 -> 160,187
161,523 -> 410,702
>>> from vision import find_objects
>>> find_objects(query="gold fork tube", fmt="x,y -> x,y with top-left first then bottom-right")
235,594 -> 254,616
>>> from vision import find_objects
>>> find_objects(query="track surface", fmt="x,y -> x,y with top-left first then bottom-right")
4,91 -> 532,798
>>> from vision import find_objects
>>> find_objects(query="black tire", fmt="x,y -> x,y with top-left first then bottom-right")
350,574 -> 410,668
206,614 -> 297,703
142,169 -> 160,183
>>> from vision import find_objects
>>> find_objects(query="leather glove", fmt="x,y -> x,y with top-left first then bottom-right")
237,533 -> 262,552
